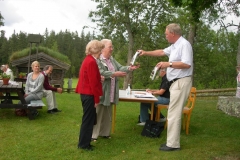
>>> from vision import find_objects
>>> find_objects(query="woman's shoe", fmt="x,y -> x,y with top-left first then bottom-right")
78,145 -> 93,151
102,136 -> 111,139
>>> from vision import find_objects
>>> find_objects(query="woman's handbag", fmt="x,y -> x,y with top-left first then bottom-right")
15,109 -> 27,116
141,120 -> 165,138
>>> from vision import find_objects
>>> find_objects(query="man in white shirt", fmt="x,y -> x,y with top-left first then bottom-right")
139,23 -> 193,151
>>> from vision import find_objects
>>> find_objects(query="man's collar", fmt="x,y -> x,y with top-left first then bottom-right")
172,36 -> 183,48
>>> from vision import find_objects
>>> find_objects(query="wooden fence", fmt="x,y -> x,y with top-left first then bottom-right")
196,88 -> 236,97
63,88 -> 237,97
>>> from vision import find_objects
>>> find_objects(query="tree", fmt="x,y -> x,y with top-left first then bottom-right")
89,0 -> 176,88
0,12 -> 6,65
0,12 -> 4,27
208,0 -> 240,65
170,0 -> 218,22
193,23 -> 238,88
169,0 -> 239,87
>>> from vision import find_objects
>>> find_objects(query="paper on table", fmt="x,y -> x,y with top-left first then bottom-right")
134,92 -> 154,98
9,81 -> 19,85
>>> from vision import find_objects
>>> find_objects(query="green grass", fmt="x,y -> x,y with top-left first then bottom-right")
0,95 -> 240,160
63,78 -> 78,89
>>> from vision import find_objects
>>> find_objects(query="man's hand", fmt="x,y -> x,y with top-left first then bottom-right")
156,62 -> 169,69
137,50 -> 145,56
57,88 -> 63,94
146,89 -> 154,94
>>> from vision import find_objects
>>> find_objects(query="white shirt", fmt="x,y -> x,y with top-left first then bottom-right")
5,68 -> 14,81
163,36 -> 193,81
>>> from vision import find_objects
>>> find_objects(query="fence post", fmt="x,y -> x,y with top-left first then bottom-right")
67,78 -> 72,93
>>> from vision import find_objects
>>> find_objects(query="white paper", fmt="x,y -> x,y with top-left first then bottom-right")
9,81 -> 19,85
130,51 -> 140,65
134,92 -> 154,98
149,66 -> 159,80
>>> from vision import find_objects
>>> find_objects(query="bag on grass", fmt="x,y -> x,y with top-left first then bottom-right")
141,120 -> 164,138
15,109 -> 27,116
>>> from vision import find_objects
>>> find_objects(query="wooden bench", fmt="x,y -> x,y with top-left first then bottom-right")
0,82 -> 46,120
27,100 -> 45,120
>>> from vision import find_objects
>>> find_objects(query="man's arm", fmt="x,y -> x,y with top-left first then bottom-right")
97,59 -> 127,78
157,61 -> 191,69
138,49 -> 165,57
42,73 -> 58,92
146,88 -> 166,95
56,88 -> 63,94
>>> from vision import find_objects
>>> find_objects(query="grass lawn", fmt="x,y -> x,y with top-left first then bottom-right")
0,93 -> 240,160
63,78 -> 78,89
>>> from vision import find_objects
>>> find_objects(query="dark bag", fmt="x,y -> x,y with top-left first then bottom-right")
141,120 -> 165,138
15,109 -> 27,116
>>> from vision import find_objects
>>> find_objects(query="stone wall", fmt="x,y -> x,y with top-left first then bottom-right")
217,96 -> 240,118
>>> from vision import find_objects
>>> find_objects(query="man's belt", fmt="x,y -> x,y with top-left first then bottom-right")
169,76 -> 191,86
169,78 -> 180,85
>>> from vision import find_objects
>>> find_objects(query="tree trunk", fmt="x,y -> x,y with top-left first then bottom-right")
237,22 -> 240,65
187,25 -> 196,46
187,24 -> 196,86
123,6 -> 134,89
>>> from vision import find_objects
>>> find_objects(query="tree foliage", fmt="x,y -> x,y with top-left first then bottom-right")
0,12 -> 4,27
170,0 -> 218,22
89,0 -> 176,88
0,2 -> 239,90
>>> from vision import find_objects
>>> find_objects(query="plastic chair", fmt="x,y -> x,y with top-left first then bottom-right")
155,87 -> 197,135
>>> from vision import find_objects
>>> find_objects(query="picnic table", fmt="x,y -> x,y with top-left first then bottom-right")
14,78 -> 27,83
0,81 -> 42,120
111,90 -> 158,133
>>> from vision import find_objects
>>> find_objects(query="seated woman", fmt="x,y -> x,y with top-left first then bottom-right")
19,61 -> 44,116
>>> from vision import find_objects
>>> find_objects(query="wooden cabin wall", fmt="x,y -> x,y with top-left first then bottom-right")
14,61 -> 65,87
11,52 -> 70,88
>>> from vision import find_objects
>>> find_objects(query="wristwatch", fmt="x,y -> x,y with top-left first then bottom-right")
169,62 -> 173,67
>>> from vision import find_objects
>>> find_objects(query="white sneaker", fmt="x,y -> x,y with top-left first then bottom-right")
159,117 -> 166,122
137,122 -> 146,126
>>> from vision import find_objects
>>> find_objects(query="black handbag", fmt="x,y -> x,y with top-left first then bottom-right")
141,120 -> 165,138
